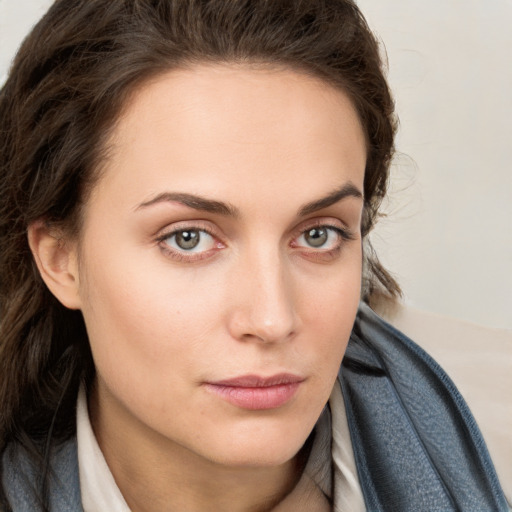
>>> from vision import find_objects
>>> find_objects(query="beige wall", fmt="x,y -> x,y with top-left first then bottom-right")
359,0 -> 512,330
1,0 -> 511,329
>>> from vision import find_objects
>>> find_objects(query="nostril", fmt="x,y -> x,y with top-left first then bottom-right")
241,328 -> 296,344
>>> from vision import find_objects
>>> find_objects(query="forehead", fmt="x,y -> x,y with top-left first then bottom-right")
92,64 -> 366,213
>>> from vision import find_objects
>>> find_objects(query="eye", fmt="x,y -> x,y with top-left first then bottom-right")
172,229 -> 204,251
295,226 -> 345,250
157,226 -> 223,261
302,227 -> 329,248
164,229 -> 214,252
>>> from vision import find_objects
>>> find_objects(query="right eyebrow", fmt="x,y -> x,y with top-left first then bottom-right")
135,192 -> 240,217
298,182 -> 363,217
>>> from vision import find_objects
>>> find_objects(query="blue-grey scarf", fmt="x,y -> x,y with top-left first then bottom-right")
340,303 -> 508,511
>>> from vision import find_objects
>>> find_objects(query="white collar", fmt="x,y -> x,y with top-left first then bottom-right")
77,387 -> 131,512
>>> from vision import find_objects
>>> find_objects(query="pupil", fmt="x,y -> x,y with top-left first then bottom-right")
176,230 -> 200,250
306,228 -> 327,247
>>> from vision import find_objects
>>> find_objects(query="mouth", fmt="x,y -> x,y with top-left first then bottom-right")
204,373 -> 304,410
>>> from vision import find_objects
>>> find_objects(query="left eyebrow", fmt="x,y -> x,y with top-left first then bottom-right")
298,182 -> 363,217
135,192 -> 240,217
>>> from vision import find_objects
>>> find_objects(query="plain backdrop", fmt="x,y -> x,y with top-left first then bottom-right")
1,0 -> 511,330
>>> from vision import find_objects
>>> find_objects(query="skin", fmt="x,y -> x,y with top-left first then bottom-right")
31,64 -> 366,511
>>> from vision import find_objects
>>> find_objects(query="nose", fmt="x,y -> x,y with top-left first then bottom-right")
227,248 -> 299,344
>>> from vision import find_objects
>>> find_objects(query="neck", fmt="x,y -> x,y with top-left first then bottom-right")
89,382 -> 309,512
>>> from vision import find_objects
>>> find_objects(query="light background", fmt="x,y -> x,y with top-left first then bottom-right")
1,0 -> 511,330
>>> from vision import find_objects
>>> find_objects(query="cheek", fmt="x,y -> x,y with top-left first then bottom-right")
77,250 -> 207,385
300,245 -> 362,325
296,249 -> 362,376
78,261 -> 221,436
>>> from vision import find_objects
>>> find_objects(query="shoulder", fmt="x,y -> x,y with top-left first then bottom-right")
1,437 -> 83,511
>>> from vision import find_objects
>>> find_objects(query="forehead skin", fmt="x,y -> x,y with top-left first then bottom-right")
91,64 -> 367,220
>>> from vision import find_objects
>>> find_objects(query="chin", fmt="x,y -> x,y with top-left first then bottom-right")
195,417 -> 315,469
210,443 -> 304,469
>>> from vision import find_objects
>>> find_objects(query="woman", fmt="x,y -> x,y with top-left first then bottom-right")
0,1 -> 508,511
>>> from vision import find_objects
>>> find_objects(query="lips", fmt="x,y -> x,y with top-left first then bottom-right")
204,373 -> 304,410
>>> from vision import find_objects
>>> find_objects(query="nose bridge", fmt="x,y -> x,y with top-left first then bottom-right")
229,242 -> 298,343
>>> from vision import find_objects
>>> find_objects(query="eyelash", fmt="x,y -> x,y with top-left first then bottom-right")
291,223 -> 355,262
156,221 -> 355,263
156,224 -> 222,262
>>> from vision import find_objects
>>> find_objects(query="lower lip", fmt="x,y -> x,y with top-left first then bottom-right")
204,382 -> 301,410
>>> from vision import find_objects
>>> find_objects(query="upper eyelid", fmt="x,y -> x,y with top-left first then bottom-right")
155,221 -> 219,241
297,214 -> 349,227
291,217 -> 354,237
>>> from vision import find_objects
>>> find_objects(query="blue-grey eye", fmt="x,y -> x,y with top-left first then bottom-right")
163,229 -> 216,253
295,226 -> 344,251
304,227 -> 329,247
175,230 -> 201,250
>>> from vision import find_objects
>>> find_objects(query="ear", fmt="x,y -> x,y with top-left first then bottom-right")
27,220 -> 82,310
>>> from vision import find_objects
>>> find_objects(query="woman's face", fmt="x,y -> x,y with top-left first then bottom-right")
75,64 -> 366,467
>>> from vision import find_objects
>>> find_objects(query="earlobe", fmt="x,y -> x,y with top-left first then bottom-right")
27,220 -> 82,310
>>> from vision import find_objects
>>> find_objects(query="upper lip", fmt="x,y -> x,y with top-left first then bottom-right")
207,373 -> 305,388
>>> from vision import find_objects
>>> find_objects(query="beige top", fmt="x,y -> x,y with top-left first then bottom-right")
77,303 -> 511,510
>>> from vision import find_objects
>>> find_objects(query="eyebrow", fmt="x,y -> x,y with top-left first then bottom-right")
298,182 -> 363,216
135,182 -> 362,217
136,192 -> 240,217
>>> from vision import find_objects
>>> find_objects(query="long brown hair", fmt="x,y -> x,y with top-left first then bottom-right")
0,0 -> 398,507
